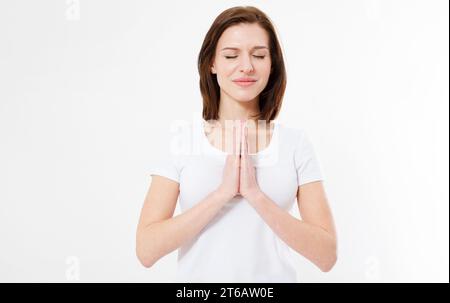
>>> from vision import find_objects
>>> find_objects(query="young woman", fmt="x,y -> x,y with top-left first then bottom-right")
136,6 -> 337,283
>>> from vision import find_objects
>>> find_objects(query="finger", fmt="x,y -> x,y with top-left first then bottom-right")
235,119 -> 242,157
240,120 -> 247,167
239,120 -> 243,157
234,124 -> 241,166
245,122 -> 248,155
225,155 -> 236,171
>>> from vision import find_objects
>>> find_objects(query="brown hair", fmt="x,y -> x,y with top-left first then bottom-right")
198,6 -> 287,123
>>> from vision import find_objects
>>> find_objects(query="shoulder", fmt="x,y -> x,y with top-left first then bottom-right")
275,122 -> 308,146
168,119 -> 211,159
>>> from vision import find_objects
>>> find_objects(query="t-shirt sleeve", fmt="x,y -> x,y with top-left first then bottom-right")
149,139 -> 182,183
149,152 -> 181,183
294,129 -> 324,186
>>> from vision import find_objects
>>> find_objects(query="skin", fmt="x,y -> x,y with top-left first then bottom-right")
136,23 -> 337,272
206,22 -> 274,155
211,23 -> 272,125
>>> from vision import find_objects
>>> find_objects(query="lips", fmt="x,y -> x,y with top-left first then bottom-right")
233,81 -> 256,87
233,77 -> 257,87
233,77 -> 257,82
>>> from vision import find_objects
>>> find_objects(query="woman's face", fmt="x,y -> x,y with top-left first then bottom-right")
211,23 -> 272,103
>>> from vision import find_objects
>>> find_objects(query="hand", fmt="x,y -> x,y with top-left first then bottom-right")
216,123 -> 241,200
239,120 -> 261,200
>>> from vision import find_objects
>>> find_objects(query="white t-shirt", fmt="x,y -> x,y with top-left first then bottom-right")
149,118 -> 324,283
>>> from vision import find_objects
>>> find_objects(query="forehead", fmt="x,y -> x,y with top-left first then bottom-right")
217,23 -> 269,50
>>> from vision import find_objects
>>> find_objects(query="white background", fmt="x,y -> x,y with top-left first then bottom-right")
0,0 -> 448,282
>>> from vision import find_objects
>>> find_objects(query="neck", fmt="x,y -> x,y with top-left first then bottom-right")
217,92 -> 260,127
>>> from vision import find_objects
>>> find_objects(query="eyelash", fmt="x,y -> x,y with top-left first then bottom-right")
224,55 -> 266,59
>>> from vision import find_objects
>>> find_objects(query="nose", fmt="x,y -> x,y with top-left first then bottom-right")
239,54 -> 254,73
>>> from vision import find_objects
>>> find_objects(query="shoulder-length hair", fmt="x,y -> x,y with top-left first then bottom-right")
198,6 -> 287,123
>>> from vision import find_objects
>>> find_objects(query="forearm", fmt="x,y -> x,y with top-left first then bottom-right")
136,189 -> 231,267
247,190 -> 337,272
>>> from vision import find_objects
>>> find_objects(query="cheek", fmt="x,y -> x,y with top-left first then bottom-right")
219,62 -> 237,74
215,67 -> 233,86
261,60 -> 272,74
216,59 -> 271,78
215,67 -> 236,83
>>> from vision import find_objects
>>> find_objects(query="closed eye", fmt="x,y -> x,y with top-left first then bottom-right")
225,55 -> 266,59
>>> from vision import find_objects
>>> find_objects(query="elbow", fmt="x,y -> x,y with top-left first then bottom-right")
140,259 -> 155,269
319,239 -> 338,273
319,252 -> 337,272
136,234 -> 156,268
137,252 -> 154,268
136,247 -> 156,268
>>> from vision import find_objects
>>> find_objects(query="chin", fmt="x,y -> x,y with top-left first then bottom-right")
232,92 -> 260,102
234,98 -> 257,104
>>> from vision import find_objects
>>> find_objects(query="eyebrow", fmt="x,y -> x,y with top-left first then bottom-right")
220,46 -> 269,51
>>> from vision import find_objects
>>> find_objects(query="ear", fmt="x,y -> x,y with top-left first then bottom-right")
211,65 -> 216,74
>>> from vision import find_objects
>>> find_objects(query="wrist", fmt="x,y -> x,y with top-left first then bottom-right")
214,187 -> 235,202
244,188 -> 263,203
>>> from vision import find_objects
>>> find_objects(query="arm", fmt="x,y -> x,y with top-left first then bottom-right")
136,175 -> 232,268
246,181 -> 337,272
